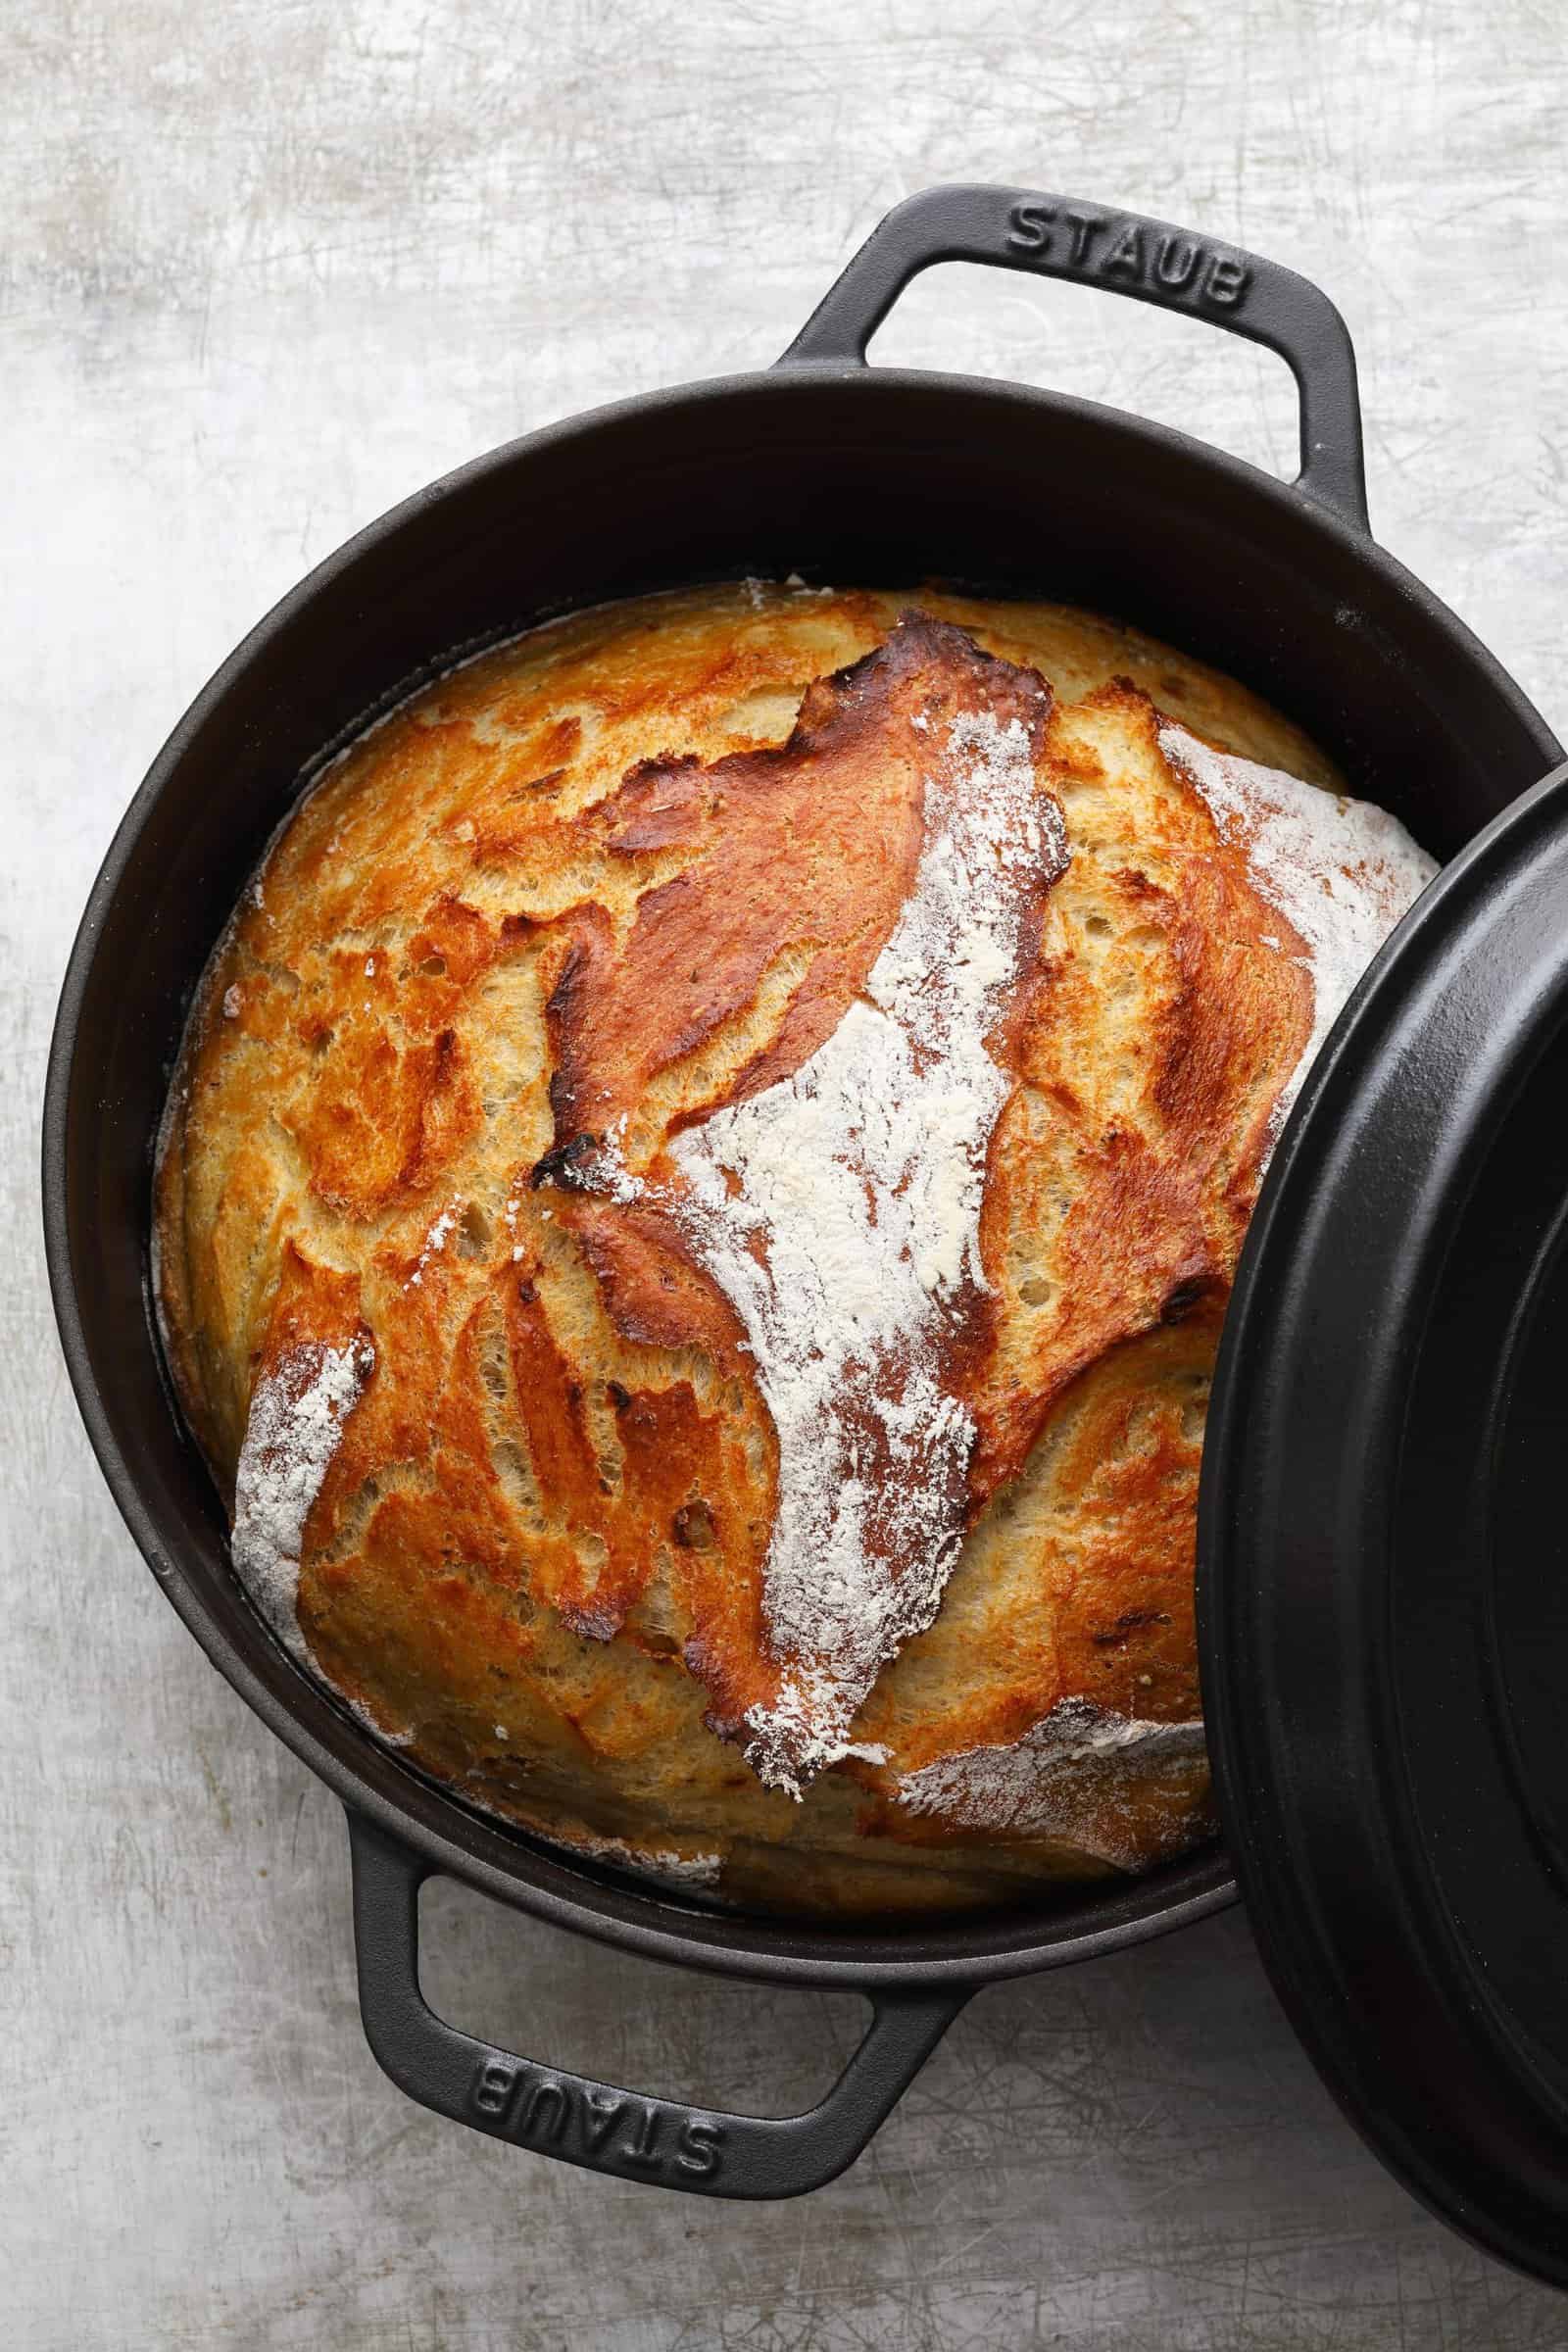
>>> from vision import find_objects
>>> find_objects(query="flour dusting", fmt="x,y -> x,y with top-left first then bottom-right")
533,1824 -> 725,1892
621,700 -> 1069,1794
232,1338 -> 373,1661
408,1200 -> 459,1288
896,1696 -> 1207,1871
346,1692 -> 415,1747
1159,725 -> 1438,1140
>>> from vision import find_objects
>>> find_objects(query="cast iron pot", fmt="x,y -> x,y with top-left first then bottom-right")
43,185 -> 1564,2204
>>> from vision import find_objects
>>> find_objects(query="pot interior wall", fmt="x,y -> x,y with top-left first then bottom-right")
53,369 -> 1561,1953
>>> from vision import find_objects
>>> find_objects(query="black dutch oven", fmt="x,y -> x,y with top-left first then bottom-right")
43,183 -> 1568,2279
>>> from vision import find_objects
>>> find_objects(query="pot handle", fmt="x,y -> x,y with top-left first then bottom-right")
345,1810 -> 970,2199
778,182 -> 1369,532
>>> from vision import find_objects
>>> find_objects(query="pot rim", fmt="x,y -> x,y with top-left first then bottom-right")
43,360 -> 1560,1989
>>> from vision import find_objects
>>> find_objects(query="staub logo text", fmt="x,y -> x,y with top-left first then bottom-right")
471,2058 -> 725,2180
1005,201 -> 1250,309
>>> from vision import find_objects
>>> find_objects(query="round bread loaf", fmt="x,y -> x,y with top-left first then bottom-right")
155,582 -> 1436,1916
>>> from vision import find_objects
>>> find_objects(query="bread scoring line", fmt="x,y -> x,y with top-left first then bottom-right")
559,699 -> 1068,1795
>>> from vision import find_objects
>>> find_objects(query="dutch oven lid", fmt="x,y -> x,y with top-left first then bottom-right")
1200,757 -> 1568,2285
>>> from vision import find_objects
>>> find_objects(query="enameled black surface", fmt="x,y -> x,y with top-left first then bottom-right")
43,185 -> 1568,2205
1201,760 -> 1568,2286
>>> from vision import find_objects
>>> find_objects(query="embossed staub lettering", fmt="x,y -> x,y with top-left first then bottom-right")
1005,201 -> 1250,310
468,2057 -> 727,2180
620,2103 -> 665,2170
1064,208 -> 1104,265
522,2078 -> 569,2142
676,2118 -> 723,2178
583,2090 -> 623,2152
473,2059 -> 514,2115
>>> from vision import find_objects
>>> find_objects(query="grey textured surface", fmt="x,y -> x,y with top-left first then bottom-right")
8,3 -> 1568,2344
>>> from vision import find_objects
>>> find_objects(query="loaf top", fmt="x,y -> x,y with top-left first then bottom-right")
154,583 -> 1434,1916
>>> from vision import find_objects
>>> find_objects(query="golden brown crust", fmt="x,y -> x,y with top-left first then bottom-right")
155,581 -> 1346,1916
543,612 -> 1054,1155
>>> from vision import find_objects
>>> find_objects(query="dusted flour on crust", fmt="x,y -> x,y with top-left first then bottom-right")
531,1827 -> 724,1892
549,628 -> 1070,1794
1159,723 -> 1439,1142
232,1336 -> 374,1661
896,1697 -> 1207,1871
666,707 -> 1066,1792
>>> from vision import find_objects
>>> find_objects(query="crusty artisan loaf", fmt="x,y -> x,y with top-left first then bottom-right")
155,582 -> 1436,1917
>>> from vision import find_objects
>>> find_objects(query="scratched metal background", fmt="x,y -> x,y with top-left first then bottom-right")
9,3 -> 1568,2344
